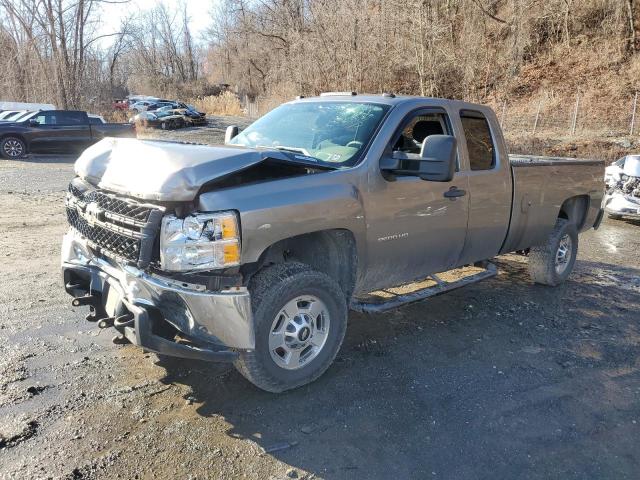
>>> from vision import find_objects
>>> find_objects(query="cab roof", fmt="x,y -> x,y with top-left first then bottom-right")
291,93 -> 487,111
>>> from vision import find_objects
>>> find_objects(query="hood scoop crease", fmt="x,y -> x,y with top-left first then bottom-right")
74,138 -> 302,202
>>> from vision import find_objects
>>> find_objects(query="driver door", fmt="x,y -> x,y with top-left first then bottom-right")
363,108 -> 470,290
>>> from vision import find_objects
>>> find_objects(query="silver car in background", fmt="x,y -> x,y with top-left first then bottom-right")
604,155 -> 640,220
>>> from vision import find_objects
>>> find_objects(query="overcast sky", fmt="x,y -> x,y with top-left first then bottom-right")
98,0 -> 213,44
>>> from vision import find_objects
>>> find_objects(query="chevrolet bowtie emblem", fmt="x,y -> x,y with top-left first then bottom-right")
83,201 -> 102,226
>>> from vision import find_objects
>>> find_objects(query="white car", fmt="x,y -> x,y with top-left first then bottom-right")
130,101 -> 156,113
88,114 -> 105,124
604,156 -> 627,187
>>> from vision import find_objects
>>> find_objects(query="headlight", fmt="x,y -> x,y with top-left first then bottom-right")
160,211 -> 240,271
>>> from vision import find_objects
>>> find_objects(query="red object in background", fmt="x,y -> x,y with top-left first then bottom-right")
113,100 -> 128,111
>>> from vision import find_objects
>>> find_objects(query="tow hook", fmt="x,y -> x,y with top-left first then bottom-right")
111,313 -> 135,346
72,294 -> 98,307
113,312 -> 134,329
98,317 -> 115,329
112,334 -> 130,345
85,306 -> 99,322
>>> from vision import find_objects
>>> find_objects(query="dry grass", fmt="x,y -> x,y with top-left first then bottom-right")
105,109 -> 130,123
190,92 -> 243,116
506,134 -> 632,164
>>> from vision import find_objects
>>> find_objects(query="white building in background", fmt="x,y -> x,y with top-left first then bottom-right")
0,101 -> 56,111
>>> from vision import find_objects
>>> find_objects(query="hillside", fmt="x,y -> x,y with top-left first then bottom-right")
207,0 -> 639,161
1,0 -> 638,161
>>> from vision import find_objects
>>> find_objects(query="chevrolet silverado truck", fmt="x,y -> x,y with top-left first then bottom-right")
61,94 -> 605,392
0,110 -> 135,159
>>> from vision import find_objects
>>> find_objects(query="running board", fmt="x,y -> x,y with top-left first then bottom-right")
350,263 -> 497,314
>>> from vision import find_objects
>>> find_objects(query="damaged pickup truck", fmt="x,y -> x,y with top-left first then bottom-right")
62,94 -> 605,392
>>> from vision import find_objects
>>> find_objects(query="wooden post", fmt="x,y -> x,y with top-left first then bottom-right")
631,92 -> 638,135
532,100 -> 542,134
571,93 -> 580,135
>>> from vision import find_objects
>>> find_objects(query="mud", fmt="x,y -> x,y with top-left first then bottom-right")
1,118 -> 639,479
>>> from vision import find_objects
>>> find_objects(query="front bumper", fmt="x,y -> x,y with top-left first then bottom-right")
604,193 -> 640,218
62,230 -> 254,361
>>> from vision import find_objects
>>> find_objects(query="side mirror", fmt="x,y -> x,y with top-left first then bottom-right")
381,135 -> 457,182
417,135 -> 457,182
225,125 -> 239,144
29,118 -> 39,127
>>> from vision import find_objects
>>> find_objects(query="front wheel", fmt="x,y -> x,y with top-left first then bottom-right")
234,262 -> 347,393
528,218 -> 578,286
1,137 -> 26,159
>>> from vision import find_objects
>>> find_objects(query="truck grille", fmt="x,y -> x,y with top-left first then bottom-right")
65,180 -> 165,267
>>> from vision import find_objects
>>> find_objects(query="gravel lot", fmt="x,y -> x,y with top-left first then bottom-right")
1,119 -> 639,479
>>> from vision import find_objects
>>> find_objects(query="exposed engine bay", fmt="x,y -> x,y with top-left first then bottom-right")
607,175 -> 640,199
605,154 -> 640,218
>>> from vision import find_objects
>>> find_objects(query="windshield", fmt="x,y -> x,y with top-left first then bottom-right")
229,101 -> 390,167
1,111 -> 26,121
15,111 -> 38,122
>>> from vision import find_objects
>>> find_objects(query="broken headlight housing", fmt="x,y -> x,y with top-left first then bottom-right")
160,212 -> 240,272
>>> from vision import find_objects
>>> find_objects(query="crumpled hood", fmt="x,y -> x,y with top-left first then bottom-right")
74,137 -> 290,201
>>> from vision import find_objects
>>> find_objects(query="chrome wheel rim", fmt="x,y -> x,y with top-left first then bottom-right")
555,234 -> 572,274
269,295 -> 330,370
3,139 -> 23,157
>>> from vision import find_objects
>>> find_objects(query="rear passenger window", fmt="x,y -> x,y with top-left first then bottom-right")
460,111 -> 495,170
55,111 -> 85,125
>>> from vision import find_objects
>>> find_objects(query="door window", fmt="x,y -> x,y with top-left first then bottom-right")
460,111 -> 495,170
33,112 -> 57,125
392,113 -> 447,154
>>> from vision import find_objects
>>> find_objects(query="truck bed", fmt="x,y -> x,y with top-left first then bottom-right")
500,155 -> 605,253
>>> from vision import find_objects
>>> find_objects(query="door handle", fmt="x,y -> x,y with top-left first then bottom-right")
443,186 -> 467,198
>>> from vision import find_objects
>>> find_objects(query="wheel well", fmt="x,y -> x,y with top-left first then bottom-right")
246,229 -> 358,299
558,195 -> 589,229
0,133 -> 26,144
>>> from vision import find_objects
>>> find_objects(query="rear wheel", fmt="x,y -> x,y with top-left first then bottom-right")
1,137 -> 26,159
528,218 -> 578,286
234,262 -> 347,393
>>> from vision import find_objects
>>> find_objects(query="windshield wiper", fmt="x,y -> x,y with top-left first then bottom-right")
255,145 -> 337,170
258,145 -> 312,157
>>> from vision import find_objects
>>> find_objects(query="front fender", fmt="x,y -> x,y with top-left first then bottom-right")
197,171 -> 367,264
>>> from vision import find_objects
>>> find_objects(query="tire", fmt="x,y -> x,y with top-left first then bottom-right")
234,262 -> 348,393
1,136 -> 26,159
528,218 -> 578,286
608,213 -> 623,220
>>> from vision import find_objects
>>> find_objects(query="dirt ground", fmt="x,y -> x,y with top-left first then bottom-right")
1,119 -> 639,480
